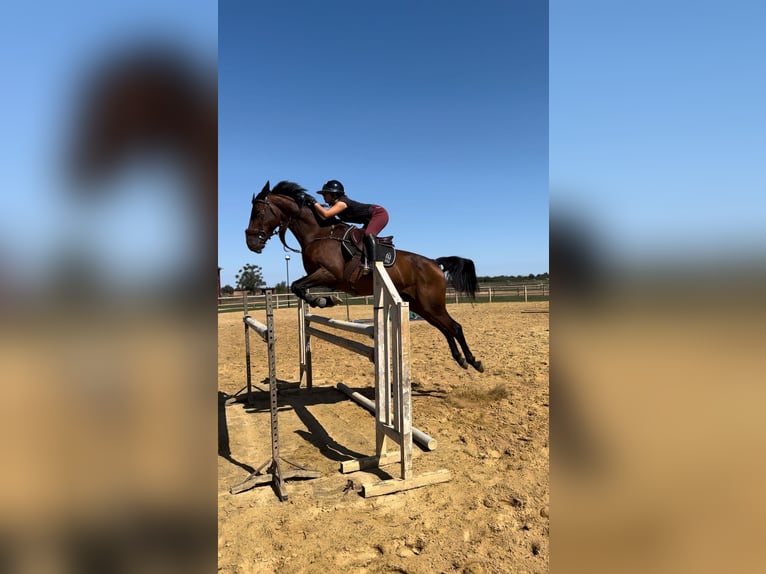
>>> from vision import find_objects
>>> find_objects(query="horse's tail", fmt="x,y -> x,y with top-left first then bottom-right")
436,256 -> 479,300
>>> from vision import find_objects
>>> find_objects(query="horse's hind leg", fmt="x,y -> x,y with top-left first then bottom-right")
409,301 -> 484,372
452,319 -> 484,373
434,322 -> 469,369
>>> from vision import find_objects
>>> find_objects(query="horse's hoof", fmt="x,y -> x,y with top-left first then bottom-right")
473,361 -> 484,373
458,358 -> 468,369
328,295 -> 343,306
315,297 -> 328,308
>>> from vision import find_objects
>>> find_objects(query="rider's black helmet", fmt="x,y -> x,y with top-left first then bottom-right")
318,180 -> 344,195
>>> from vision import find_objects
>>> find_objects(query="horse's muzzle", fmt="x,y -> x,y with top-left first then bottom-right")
245,229 -> 266,253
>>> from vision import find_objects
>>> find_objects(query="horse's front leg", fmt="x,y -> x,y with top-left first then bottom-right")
291,269 -> 342,308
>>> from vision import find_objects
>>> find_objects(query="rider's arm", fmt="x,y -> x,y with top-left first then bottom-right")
313,200 -> 347,220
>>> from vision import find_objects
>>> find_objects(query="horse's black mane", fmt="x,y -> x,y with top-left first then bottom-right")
255,180 -> 341,227
271,180 -> 307,199
254,180 -> 306,202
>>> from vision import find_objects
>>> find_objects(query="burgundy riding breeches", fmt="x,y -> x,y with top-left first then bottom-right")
365,205 -> 389,236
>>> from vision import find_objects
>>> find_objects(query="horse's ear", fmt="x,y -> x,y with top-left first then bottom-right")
255,180 -> 271,201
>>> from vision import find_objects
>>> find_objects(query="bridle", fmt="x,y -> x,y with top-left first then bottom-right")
245,199 -> 279,242
247,197 -> 302,253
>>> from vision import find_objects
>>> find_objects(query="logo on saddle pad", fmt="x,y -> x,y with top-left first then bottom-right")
341,227 -> 396,267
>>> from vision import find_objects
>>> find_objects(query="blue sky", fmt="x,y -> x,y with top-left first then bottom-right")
219,1 -> 549,287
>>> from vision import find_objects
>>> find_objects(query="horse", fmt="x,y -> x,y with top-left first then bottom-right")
245,180 -> 484,372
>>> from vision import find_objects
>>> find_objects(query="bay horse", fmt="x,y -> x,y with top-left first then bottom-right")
246,180 -> 484,372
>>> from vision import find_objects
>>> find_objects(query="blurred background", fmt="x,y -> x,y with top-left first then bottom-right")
1,0 -> 765,572
0,1 -> 216,572
551,1 -> 766,572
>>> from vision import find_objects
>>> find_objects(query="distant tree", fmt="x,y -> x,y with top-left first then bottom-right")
221,284 -> 234,295
235,263 -> 265,294
273,281 -> 289,294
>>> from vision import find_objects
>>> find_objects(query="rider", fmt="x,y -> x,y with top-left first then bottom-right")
307,180 -> 389,273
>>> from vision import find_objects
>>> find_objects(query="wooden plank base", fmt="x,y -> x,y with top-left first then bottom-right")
361,469 -> 452,497
339,451 -> 404,474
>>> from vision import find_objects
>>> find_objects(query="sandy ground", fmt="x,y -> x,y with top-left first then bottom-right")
218,301 -> 549,573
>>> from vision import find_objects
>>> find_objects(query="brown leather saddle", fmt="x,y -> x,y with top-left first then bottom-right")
341,227 -> 396,267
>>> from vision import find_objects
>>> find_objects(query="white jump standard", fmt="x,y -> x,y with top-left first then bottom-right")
299,263 -> 451,497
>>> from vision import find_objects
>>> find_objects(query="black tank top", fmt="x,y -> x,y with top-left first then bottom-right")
337,194 -> 374,225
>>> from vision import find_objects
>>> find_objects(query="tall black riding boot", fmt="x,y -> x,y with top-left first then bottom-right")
361,234 -> 377,273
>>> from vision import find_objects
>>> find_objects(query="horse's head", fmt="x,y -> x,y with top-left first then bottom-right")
245,181 -> 280,253
246,180 -> 316,252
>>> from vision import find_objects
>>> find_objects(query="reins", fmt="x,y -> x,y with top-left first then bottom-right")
278,225 -> 302,254
257,198 -> 302,254
280,221 -> 348,254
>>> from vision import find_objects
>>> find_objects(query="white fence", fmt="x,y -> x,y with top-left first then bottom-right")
219,282 -> 549,313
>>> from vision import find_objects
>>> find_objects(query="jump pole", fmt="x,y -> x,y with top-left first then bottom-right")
225,290 -> 264,405
229,289 -> 320,500
299,305 -> 375,388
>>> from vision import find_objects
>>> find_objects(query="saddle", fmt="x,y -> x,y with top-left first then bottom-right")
341,227 -> 396,267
